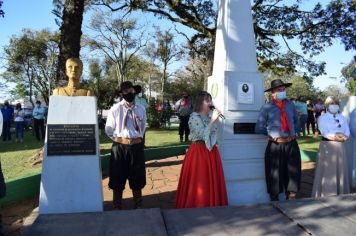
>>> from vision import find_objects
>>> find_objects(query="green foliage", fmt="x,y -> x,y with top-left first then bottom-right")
341,57 -> 356,95
264,73 -> 324,102
147,98 -> 161,128
83,60 -> 117,110
96,0 -> 356,77
324,85 -> 348,98
2,29 -> 59,105
86,10 -> 147,84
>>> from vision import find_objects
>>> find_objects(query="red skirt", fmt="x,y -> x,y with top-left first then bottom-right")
175,143 -> 228,208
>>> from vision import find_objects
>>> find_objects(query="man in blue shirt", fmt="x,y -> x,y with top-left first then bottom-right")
255,79 -> 301,201
1,100 -> 14,141
32,101 -> 46,141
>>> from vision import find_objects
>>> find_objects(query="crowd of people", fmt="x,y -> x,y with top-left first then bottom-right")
104,79 -> 354,210
1,79 -> 354,212
291,96 -> 329,137
0,100 -> 46,143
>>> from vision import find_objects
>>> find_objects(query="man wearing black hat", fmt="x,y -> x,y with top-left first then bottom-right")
255,79 -> 301,201
105,81 -> 147,209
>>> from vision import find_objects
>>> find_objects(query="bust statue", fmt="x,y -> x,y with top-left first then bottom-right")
52,58 -> 94,96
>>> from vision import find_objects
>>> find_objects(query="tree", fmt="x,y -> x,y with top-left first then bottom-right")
53,0 -> 86,84
154,29 -> 183,98
86,10 -> 147,85
263,73 -> 323,101
324,84 -> 348,98
341,56 -> 356,95
93,0 -> 356,77
2,29 -> 59,106
0,0 -> 4,18
83,60 -> 117,112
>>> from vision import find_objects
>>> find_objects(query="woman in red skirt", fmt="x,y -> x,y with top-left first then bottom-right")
175,91 -> 228,208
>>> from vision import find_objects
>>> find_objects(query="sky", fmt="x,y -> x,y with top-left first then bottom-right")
0,0 -> 354,100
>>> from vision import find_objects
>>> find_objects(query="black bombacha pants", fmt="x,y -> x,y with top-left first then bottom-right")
34,118 -> 45,140
109,142 -> 146,191
264,139 -> 302,196
178,116 -> 190,139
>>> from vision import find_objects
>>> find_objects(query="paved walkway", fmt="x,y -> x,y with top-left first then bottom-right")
26,194 -> 356,236
0,156 -> 340,235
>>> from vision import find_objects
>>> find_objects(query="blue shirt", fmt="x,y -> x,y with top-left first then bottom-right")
295,101 -> 308,115
255,100 -> 300,138
32,106 -> 45,120
1,106 -> 14,121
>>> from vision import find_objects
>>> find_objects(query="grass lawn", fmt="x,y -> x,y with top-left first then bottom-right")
1,126 -> 320,181
0,126 -> 184,181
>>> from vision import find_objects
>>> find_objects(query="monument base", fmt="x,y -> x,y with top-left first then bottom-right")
39,96 -> 103,214
341,96 -> 356,188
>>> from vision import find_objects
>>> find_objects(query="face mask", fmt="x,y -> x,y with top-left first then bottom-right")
123,92 -> 135,103
275,91 -> 287,101
138,93 -> 143,98
328,104 -> 339,114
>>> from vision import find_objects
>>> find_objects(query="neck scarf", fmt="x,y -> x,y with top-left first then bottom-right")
122,102 -> 140,133
272,98 -> 291,134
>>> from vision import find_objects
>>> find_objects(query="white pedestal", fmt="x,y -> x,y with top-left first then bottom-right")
39,96 -> 103,214
208,0 -> 269,205
340,96 -> 356,188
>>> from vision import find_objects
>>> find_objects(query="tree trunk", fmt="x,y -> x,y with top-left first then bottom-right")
56,0 -> 85,84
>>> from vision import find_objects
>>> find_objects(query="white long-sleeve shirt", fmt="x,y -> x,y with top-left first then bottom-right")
318,112 -> 350,139
105,100 -> 147,139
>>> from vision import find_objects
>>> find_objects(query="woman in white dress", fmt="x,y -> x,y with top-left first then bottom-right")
312,96 -> 350,197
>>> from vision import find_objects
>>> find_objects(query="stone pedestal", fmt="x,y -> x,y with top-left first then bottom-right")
208,0 -> 269,205
39,96 -> 103,214
340,96 -> 356,188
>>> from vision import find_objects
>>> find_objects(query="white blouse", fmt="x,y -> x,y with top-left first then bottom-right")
188,112 -> 219,151
318,112 -> 350,138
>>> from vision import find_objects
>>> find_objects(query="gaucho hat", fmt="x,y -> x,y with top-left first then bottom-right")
264,79 -> 292,92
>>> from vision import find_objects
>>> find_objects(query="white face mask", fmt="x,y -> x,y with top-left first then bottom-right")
138,93 -> 143,97
328,104 -> 339,114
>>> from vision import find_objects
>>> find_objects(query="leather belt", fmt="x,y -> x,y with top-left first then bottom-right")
192,140 -> 205,144
268,136 -> 296,143
113,137 -> 142,145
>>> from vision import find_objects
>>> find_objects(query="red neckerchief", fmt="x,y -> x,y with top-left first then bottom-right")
180,98 -> 188,107
272,98 -> 291,134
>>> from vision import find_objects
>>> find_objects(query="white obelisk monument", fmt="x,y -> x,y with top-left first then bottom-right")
208,0 -> 269,205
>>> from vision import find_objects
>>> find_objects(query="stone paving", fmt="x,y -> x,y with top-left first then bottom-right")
0,156 -> 344,236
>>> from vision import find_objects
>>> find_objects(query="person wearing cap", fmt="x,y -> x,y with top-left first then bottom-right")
105,81 -> 147,209
175,92 -> 193,142
312,96 -> 350,198
32,101 -> 46,141
1,101 -> 13,141
255,79 -> 301,201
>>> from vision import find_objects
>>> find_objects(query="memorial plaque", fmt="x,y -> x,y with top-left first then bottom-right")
47,124 -> 96,156
234,123 -> 256,134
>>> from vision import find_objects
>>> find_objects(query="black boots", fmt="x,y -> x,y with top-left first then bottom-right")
113,189 -> 123,209
113,189 -> 143,209
132,189 -> 143,209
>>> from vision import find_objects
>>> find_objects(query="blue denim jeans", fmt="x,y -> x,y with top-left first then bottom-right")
15,121 -> 24,140
299,114 -> 308,136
